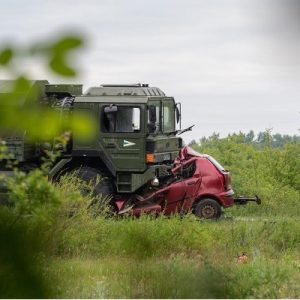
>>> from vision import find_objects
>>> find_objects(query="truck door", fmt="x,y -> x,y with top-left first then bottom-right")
99,104 -> 146,172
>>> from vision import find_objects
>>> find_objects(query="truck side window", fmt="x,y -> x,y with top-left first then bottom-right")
102,106 -> 141,133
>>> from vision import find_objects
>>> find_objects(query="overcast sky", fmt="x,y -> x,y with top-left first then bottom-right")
0,0 -> 299,142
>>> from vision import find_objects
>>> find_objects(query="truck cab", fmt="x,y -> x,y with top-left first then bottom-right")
0,81 -> 183,195
70,83 -> 182,193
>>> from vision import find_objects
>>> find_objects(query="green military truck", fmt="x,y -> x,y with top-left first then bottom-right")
0,81 -> 185,200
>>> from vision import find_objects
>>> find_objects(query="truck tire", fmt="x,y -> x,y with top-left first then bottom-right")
194,198 -> 222,219
73,166 -> 115,197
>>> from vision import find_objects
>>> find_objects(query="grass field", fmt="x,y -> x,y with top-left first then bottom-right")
1,134 -> 299,298
45,214 -> 300,298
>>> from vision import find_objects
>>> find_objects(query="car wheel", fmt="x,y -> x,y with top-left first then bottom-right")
194,198 -> 222,219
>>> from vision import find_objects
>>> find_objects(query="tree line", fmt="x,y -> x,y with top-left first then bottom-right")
189,129 -> 300,149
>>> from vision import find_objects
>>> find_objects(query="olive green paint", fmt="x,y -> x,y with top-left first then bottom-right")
0,82 -> 182,193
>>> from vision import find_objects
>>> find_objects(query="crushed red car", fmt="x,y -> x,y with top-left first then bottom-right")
114,146 -> 260,219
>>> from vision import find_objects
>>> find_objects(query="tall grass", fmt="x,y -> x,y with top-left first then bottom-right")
47,212 -> 300,298
46,175 -> 300,298
1,136 -> 300,298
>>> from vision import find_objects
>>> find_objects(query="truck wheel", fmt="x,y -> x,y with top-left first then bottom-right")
73,166 -> 115,197
194,198 -> 222,219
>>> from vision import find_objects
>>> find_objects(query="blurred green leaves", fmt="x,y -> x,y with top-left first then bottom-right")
0,34 -> 97,142
0,41 -> 97,286
0,47 -> 14,66
48,36 -> 83,76
0,33 -> 89,298
6,169 -> 61,222
0,168 -> 61,298
3,34 -> 83,77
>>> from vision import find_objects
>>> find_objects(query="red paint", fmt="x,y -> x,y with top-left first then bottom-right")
115,146 -> 235,217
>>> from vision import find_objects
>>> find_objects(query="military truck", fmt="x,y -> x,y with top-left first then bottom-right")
0,81 -> 260,218
0,82 -> 184,197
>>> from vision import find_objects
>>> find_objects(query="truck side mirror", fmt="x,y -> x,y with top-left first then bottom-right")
149,105 -> 157,123
175,102 -> 181,128
104,104 -> 118,114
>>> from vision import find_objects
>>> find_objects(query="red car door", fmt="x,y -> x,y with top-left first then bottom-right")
182,160 -> 202,210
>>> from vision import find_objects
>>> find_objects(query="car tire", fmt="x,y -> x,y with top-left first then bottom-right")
194,198 -> 222,219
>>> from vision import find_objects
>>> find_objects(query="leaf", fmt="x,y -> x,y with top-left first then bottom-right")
49,55 -> 76,77
13,76 -> 32,92
0,47 -> 14,65
52,36 -> 82,53
48,36 -> 83,77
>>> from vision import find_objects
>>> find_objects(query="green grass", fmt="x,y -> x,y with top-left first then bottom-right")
48,256 -> 227,299
52,214 -> 300,259
47,255 -> 300,299
1,137 -> 300,298
44,211 -> 300,298
45,215 -> 300,298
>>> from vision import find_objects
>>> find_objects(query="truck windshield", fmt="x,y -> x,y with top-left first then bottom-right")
147,101 -> 160,133
163,100 -> 175,133
147,99 -> 175,134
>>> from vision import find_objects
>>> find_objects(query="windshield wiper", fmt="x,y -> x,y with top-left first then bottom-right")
167,124 -> 195,136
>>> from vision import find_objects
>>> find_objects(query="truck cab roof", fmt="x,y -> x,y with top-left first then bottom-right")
84,83 -> 165,97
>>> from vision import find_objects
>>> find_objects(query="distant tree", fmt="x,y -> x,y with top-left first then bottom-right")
256,129 -> 273,148
199,136 -> 208,146
208,132 -> 220,142
188,139 -> 197,146
272,133 -> 284,147
245,130 -> 255,143
229,131 -> 246,144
